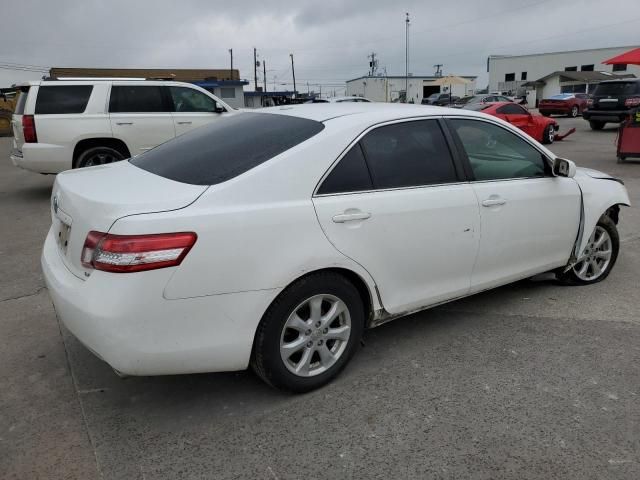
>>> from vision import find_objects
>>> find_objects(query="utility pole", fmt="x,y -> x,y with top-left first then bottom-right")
229,49 -> 233,79
368,52 -> 378,76
405,12 -> 410,103
253,48 -> 258,91
290,53 -> 296,95
433,64 -> 443,77
263,59 -> 267,93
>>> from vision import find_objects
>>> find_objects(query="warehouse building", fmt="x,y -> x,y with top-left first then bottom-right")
487,46 -> 640,96
49,68 -> 249,108
346,74 -> 477,103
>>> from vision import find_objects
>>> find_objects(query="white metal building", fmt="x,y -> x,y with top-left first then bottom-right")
488,46 -> 640,95
346,75 -> 477,103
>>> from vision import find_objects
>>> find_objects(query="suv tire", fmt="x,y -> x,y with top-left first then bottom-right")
76,146 -> 126,168
589,120 -> 605,130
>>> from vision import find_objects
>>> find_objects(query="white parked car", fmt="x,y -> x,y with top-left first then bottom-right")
42,104 -> 630,392
10,78 -> 234,174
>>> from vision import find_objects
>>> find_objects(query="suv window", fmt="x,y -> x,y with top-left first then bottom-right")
109,85 -> 167,113
131,113 -> 324,186
35,85 -> 93,115
317,144 -> 372,194
168,86 -> 218,112
594,81 -> 639,96
450,119 -> 548,181
359,120 -> 457,189
496,103 -> 527,114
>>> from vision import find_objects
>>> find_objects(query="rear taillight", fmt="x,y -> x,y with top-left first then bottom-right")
81,231 -> 197,273
22,115 -> 37,143
624,97 -> 640,107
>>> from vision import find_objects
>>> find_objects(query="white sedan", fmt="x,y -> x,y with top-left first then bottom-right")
42,104 -> 630,392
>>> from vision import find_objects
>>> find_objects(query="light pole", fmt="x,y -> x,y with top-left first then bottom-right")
405,12 -> 410,103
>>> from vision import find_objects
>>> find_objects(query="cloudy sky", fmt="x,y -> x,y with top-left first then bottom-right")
1,0 -> 639,91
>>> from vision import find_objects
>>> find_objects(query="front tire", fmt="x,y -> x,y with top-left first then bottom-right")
589,120 -> 605,130
76,146 -> 125,168
557,216 -> 619,285
251,272 -> 365,392
542,124 -> 555,144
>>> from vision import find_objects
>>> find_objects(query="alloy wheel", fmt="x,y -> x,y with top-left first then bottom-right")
279,294 -> 352,377
571,105 -> 579,117
573,226 -> 613,281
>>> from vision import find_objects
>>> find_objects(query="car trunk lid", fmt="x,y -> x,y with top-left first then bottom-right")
51,161 -> 208,278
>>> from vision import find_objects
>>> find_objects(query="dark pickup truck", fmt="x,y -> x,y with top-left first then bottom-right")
583,79 -> 640,130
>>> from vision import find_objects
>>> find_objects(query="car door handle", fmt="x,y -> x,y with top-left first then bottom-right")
177,121 -> 192,125
482,197 -> 507,207
332,211 -> 371,223
116,122 -> 133,125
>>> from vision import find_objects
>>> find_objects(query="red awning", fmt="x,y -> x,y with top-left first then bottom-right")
603,47 -> 640,65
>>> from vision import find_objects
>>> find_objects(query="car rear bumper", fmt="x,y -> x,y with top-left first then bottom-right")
41,228 -> 279,376
582,109 -> 628,123
11,143 -> 72,174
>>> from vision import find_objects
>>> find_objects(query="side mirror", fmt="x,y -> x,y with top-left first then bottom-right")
213,106 -> 225,114
553,157 -> 576,178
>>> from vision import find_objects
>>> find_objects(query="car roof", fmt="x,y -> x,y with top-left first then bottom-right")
258,103 -> 486,124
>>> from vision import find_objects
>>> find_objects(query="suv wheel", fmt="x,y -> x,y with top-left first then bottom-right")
251,272 -> 365,392
589,120 -> 605,130
76,146 -> 125,168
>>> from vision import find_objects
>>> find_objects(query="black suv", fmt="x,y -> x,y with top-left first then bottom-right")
583,79 -> 640,130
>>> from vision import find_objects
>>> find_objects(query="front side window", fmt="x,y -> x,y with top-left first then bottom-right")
35,85 -> 93,114
450,119 -> 548,181
359,120 -> 457,189
168,86 -> 218,112
109,86 -> 167,113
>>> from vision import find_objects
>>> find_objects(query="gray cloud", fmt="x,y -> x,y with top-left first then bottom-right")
2,0 -> 639,90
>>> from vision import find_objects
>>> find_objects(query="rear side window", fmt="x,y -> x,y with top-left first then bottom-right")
109,86 -> 167,113
131,113 -> 324,185
594,82 -> 639,96
317,144 -> 373,194
359,120 -> 458,189
14,88 -> 29,115
35,86 -> 93,114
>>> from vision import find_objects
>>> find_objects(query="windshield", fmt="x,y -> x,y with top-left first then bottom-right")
463,103 -> 491,111
594,82 -> 639,96
456,96 -> 480,104
131,113 -> 325,186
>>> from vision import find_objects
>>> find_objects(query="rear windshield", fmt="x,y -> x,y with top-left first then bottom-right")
130,113 -> 325,186
550,94 -> 573,99
35,85 -> 93,114
14,87 -> 29,115
594,81 -> 639,96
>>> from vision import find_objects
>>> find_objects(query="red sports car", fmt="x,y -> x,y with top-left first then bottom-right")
538,93 -> 590,118
464,101 -> 573,144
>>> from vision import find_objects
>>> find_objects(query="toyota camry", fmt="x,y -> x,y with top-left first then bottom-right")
42,104 -> 630,392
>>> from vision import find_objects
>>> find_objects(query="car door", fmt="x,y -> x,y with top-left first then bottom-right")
497,103 -> 537,138
313,119 -> 480,315
167,85 -> 227,137
109,84 -> 175,155
447,118 -> 581,292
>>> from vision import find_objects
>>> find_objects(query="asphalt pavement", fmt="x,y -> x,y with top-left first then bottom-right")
1,116 -> 639,479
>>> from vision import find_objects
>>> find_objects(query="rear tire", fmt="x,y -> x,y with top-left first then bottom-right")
557,216 -> 619,285
589,120 -> 605,130
540,111 -> 550,117
251,272 -> 365,393
542,124 -> 555,144
570,105 -> 579,118
76,146 -> 125,168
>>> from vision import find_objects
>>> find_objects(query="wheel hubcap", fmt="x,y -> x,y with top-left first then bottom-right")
573,226 -> 612,281
84,152 -> 119,167
572,106 -> 578,117
280,294 -> 351,377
